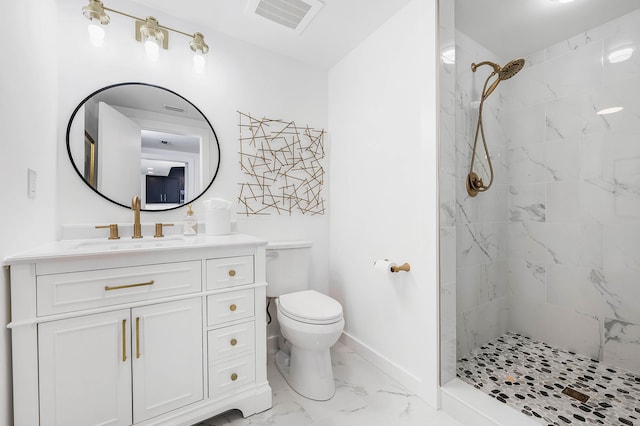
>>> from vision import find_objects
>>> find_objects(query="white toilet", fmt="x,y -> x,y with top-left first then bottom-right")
266,241 -> 344,401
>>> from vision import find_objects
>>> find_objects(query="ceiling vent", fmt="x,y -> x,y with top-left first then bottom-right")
245,0 -> 324,35
163,104 -> 185,113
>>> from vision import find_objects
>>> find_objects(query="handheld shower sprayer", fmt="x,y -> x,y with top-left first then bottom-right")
466,58 -> 525,197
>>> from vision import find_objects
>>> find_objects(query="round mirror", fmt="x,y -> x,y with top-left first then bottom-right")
66,82 -> 220,211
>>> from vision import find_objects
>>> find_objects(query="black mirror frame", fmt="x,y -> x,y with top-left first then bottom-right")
66,82 -> 221,211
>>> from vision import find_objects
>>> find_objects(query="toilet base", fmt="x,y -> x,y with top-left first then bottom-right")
275,344 -> 336,401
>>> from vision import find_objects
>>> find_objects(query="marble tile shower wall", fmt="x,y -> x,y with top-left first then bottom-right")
453,30 -> 510,363
448,8 -> 640,376
503,8 -> 640,374
438,0 -> 456,384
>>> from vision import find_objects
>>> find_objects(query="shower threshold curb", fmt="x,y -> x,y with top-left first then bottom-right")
441,378 -> 539,426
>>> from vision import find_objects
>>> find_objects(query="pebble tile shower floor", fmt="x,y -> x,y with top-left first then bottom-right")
457,333 -> 640,426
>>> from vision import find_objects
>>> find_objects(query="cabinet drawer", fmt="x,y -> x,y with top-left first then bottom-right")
208,355 -> 255,397
206,256 -> 254,289
208,321 -> 255,364
37,261 -> 202,316
207,289 -> 254,326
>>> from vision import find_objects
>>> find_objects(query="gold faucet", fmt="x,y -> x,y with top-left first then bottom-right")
132,196 -> 142,239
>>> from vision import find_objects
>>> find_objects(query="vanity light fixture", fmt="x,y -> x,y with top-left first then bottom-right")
81,0 -> 210,70
82,0 -> 109,46
136,17 -> 167,61
190,32 -> 209,73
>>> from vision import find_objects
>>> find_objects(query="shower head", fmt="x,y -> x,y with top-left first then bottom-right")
473,57 -> 525,100
498,58 -> 525,80
471,58 -> 525,79
467,57 -> 525,197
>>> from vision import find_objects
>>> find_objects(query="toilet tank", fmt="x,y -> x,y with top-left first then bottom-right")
265,241 -> 312,298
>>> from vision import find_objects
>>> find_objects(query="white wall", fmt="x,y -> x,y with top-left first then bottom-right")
0,2 -> 58,424
54,1 -> 329,299
328,0 -> 439,407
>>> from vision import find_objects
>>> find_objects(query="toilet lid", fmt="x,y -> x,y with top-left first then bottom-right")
278,290 -> 343,325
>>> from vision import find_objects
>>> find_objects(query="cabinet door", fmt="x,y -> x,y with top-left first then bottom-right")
132,299 -> 203,423
38,310 -> 132,426
145,175 -> 164,203
163,177 -> 181,203
145,176 -> 181,203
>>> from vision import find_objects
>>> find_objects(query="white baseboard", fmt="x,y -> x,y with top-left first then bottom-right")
338,331 -> 429,403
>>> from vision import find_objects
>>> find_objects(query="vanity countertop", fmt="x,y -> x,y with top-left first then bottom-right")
4,233 -> 267,265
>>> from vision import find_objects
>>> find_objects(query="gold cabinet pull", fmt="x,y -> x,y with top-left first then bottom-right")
230,373 -> 238,381
136,317 -> 141,359
105,280 -> 155,291
228,269 -> 236,277
122,319 -> 127,362
230,338 -> 237,346
229,304 -> 237,312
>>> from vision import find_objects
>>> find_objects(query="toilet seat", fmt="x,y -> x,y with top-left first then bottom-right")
278,290 -> 343,325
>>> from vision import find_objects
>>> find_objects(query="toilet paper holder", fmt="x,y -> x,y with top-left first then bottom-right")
376,259 -> 411,273
391,262 -> 411,273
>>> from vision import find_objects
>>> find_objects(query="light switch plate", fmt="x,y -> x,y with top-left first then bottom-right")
28,168 -> 36,199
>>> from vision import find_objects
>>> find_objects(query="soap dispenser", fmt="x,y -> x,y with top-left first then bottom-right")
183,204 -> 198,236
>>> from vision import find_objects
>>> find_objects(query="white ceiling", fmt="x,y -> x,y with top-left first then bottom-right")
127,0 -> 413,69
122,0 -> 640,69
456,0 -> 640,59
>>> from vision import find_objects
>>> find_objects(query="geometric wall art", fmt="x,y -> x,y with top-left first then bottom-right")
237,111 -> 326,215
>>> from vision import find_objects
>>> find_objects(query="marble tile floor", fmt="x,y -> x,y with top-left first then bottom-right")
457,333 -> 640,426
197,342 -> 463,426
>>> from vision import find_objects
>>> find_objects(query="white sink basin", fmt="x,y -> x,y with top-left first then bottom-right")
73,235 -> 186,250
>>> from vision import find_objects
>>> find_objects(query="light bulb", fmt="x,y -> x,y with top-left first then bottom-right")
87,18 -> 105,47
193,53 -> 206,73
597,106 -> 623,115
608,48 -> 633,64
144,37 -> 160,61
441,47 -> 455,64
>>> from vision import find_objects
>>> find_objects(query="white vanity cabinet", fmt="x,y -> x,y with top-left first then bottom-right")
6,234 -> 272,426
38,299 -> 203,426
38,309 -> 134,426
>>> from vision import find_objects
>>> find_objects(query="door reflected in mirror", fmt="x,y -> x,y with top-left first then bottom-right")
66,83 -> 220,211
